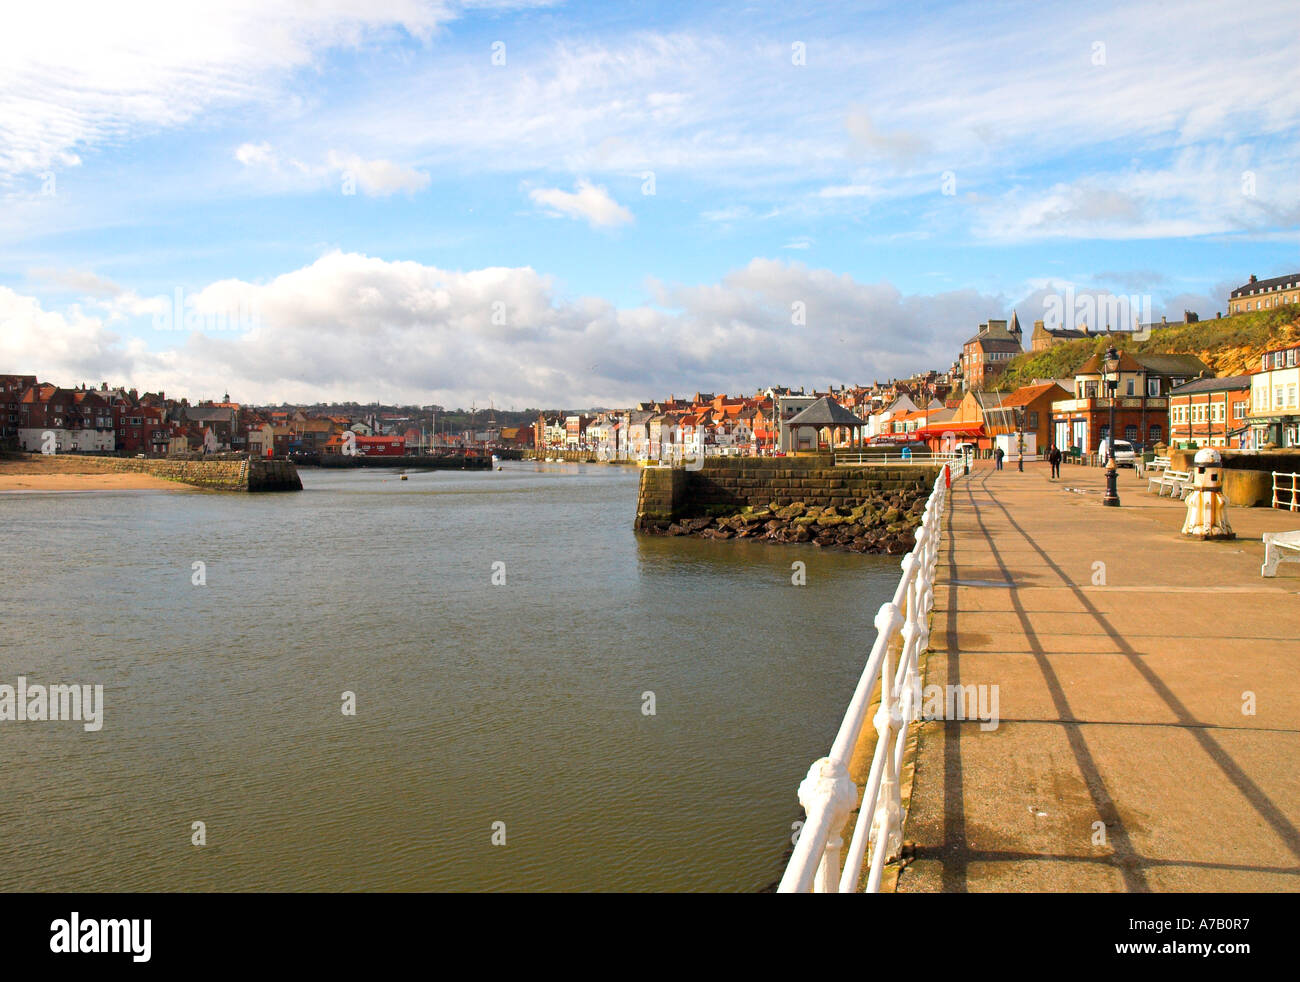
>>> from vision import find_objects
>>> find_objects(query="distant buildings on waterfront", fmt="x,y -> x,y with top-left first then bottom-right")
5,271 -> 1299,461
0,378 -> 523,458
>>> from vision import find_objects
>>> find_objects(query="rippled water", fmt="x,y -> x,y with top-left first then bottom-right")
0,463 -> 904,891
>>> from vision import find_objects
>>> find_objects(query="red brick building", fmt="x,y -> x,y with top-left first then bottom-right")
113,402 -> 165,455
959,313 -> 1024,391
1051,350 -> 1209,453
1168,375 -> 1252,449
0,374 -> 38,447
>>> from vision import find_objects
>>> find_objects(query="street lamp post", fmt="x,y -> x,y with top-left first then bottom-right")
1102,345 -> 1121,507
1016,407 -> 1025,472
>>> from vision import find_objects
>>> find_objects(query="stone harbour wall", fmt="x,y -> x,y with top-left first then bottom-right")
634,457 -> 943,553
91,456 -> 302,491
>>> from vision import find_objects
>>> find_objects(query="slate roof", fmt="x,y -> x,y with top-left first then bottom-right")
1231,273 -> 1300,298
1168,375 -> 1251,396
786,397 -> 864,429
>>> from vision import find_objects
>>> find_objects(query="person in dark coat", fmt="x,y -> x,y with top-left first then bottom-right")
994,446 -> 1004,470
1048,444 -> 1063,479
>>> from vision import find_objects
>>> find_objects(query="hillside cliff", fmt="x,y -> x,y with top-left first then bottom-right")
993,308 -> 1300,390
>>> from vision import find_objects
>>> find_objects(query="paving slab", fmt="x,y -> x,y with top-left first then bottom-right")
895,462 -> 1300,892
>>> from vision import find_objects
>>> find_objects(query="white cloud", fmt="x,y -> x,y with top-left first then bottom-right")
972,144 -> 1300,241
529,179 -> 633,228
325,151 -> 430,196
0,1 -> 464,180
235,142 -> 276,168
0,253 -> 1001,407
817,185 -> 875,199
233,142 -> 429,196
26,267 -> 124,298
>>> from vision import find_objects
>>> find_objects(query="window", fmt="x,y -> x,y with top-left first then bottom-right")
1027,411 -> 1039,430
1147,378 -> 1160,396
1291,385 -> 1298,408
1125,425 -> 1138,442
1126,379 -> 1135,395
1149,424 -> 1162,443
1289,349 -> 1298,367
1235,402 -> 1247,419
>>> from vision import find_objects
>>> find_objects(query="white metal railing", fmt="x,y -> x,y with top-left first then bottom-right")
835,450 -> 962,466
778,465 -> 952,893
1273,472 -> 1300,511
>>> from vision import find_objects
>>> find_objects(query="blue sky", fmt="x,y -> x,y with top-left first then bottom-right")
2,0 -> 1298,407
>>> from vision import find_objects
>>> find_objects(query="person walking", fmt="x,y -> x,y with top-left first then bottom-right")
994,446 -> 1004,471
1048,444 -> 1062,479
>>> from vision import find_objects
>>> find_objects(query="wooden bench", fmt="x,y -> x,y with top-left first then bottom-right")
1149,469 -> 1192,497
1262,531 -> 1300,577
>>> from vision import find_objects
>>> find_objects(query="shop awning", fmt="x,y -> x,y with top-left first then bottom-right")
914,423 -> 985,437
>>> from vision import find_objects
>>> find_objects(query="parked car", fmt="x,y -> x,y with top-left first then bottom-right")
1104,438 -> 1136,467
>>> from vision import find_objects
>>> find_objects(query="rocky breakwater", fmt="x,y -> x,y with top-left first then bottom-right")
640,489 -> 928,554
634,456 -> 939,553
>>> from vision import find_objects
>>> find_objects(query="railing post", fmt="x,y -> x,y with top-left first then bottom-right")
870,599 -> 904,865
796,757 -> 858,892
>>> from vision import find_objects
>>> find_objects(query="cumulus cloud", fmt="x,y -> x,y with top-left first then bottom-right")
529,180 -> 634,228
0,253 -> 1001,407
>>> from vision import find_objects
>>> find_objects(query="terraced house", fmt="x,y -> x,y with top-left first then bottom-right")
1228,272 -> 1300,315
1249,342 -> 1300,448
17,384 -> 116,453
1168,375 -> 1252,449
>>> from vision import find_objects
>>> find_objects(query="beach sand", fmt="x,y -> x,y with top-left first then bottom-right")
0,456 -> 183,492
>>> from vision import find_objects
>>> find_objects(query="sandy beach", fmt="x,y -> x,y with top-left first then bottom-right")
0,456 -> 182,492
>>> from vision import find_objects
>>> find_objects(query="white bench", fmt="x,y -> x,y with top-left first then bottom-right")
1138,454 -> 1170,478
1149,469 -> 1192,498
1262,531 -> 1300,577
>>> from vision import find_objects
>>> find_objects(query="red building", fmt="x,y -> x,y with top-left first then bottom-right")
0,374 -> 38,447
113,402 -> 164,455
1051,350 -> 1209,453
959,314 -> 1023,391
355,435 -> 406,456
1168,375 -> 1252,449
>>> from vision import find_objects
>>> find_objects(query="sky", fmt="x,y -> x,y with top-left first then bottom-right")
2,0 -> 1298,409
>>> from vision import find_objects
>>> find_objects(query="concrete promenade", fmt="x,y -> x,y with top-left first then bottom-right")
897,460 -> 1300,891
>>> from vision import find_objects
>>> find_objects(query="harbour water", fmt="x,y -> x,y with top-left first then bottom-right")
1,463 -> 904,891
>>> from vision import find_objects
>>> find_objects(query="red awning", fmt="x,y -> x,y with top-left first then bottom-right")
914,423 -> 985,437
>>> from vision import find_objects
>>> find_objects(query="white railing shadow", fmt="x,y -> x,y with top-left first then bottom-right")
778,465 -> 952,893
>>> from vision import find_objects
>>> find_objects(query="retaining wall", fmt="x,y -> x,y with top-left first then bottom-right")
635,456 -> 941,526
88,456 -> 301,491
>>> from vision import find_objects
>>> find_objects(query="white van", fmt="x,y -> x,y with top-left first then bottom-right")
1104,439 -> 1136,467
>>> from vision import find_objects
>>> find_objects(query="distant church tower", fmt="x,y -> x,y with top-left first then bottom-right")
1008,310 -> 1023,347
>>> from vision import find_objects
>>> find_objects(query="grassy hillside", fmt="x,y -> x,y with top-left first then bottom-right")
992,307 -> 1300,391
